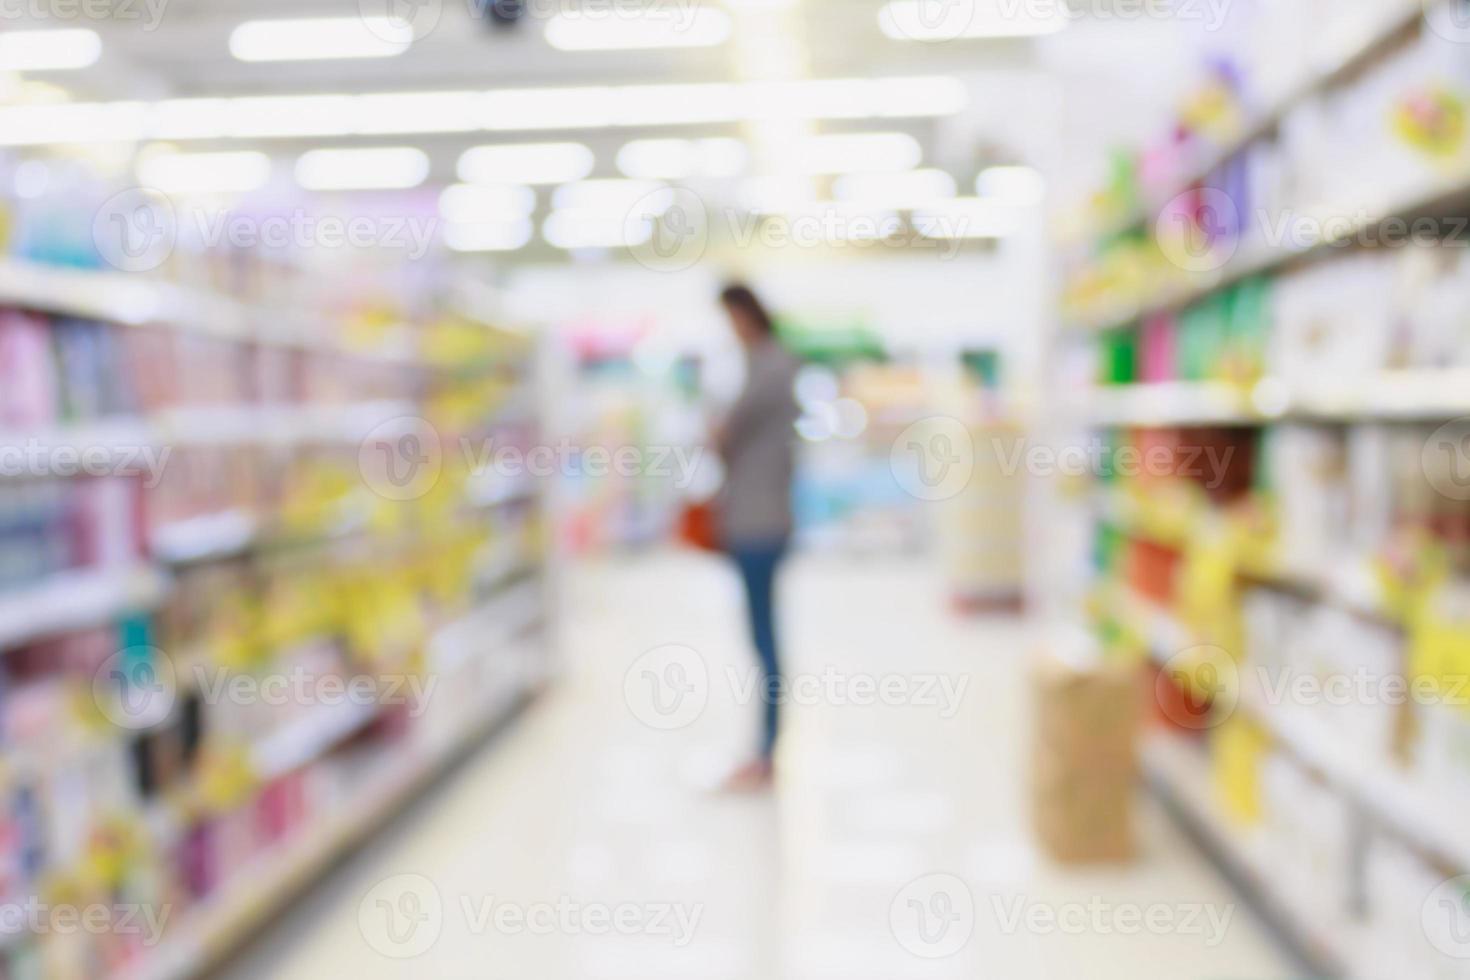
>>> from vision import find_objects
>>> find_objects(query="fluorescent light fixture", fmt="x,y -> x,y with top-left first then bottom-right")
0,102 -> 146,145
551,179 -> 671,216
229,18 -> 412,62
357,92 -> 484,135
444,219 -> 534,252
617,138 -> 748,179
869,75 -> 969,117
0,29 -> 102,71
773,202 -> 903,240
612,83 -> 742,126
834,169 -> 956,209
913,197 -> 1023,239
138,151 -> 272,194
771,132 -> 922,176
295,147 -> 430,190
483,87 -> 616,131
458,142 -> 595,185
0,77 -> 968,147
976,165 -> 1045,205
228,95 -> 357,138
739,176 -> 816,214
545,7 -> 732,51
439,183 -> 536,223
543,210 -> 652,250
151,99 -> 231,140
744,79 -> 871,121
878,0 -> 1068,40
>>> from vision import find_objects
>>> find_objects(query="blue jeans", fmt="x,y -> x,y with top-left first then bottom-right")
729,539 -> 787,760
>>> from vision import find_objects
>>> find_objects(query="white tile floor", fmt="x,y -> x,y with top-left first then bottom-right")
221,551 -> 1294,979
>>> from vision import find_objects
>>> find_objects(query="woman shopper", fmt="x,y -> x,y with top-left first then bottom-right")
715,284 -> 801,792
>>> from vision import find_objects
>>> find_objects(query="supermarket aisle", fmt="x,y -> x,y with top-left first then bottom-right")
221,552 -> 1292,980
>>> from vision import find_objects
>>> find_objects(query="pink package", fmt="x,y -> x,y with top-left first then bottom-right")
1139,313 -> 1179,383
0,311 -> 59,428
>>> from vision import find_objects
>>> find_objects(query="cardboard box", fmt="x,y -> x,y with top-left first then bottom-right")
1031,646 -> 1142,864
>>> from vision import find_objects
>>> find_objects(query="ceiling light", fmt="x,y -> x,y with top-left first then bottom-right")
774,202 -> 903,240
357,92 -> 484,134
228,96 -> 357,138
743,79 -> 871,121
613,83 -> 742,126
150,99 -> 231,140
229,18 -> 413,62
771,132 -> 923,176
295,147 -> 430,190
913,198 -> 1023,239
617,138 -> 749,179
0,77 -> 969,147
551,179 -> 671,215
739,176 -> 816,214
976,165 -> 1045,205
138,151 -> 272,194
834,169 -> 956,209
444,219 -> 534,252
543,210 -> 652,250
0,30 -> 101,71
483,87 -> 616,130
458,142 -> 595,185
878,0 -> 1068,40
0,102 -> 145,145
439,183 -> 536,223
545,7 -> 733,51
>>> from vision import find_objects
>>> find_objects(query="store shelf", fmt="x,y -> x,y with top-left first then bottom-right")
153,400 -> 420,447
121,686 -> 534,980
1141,732 -> 1350,978
149,510 -> 262,564
1237,686 -> 1470,875
0,418 -> 160,457
0,564 -> 169,650
1100,483 -> 1395,619
0,401 -> 422,484
250,700 -> 383,783
1068,167 -> 1470,333
1078,369 -> 1470,427
1078,0 -> 1441,246
0,259 -> 448,368
430,578 -> 545,677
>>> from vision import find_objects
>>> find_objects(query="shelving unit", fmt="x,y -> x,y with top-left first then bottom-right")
1078,0 -> 1448,250
0,253 -> 552,980
1058,0 -> 1470,973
